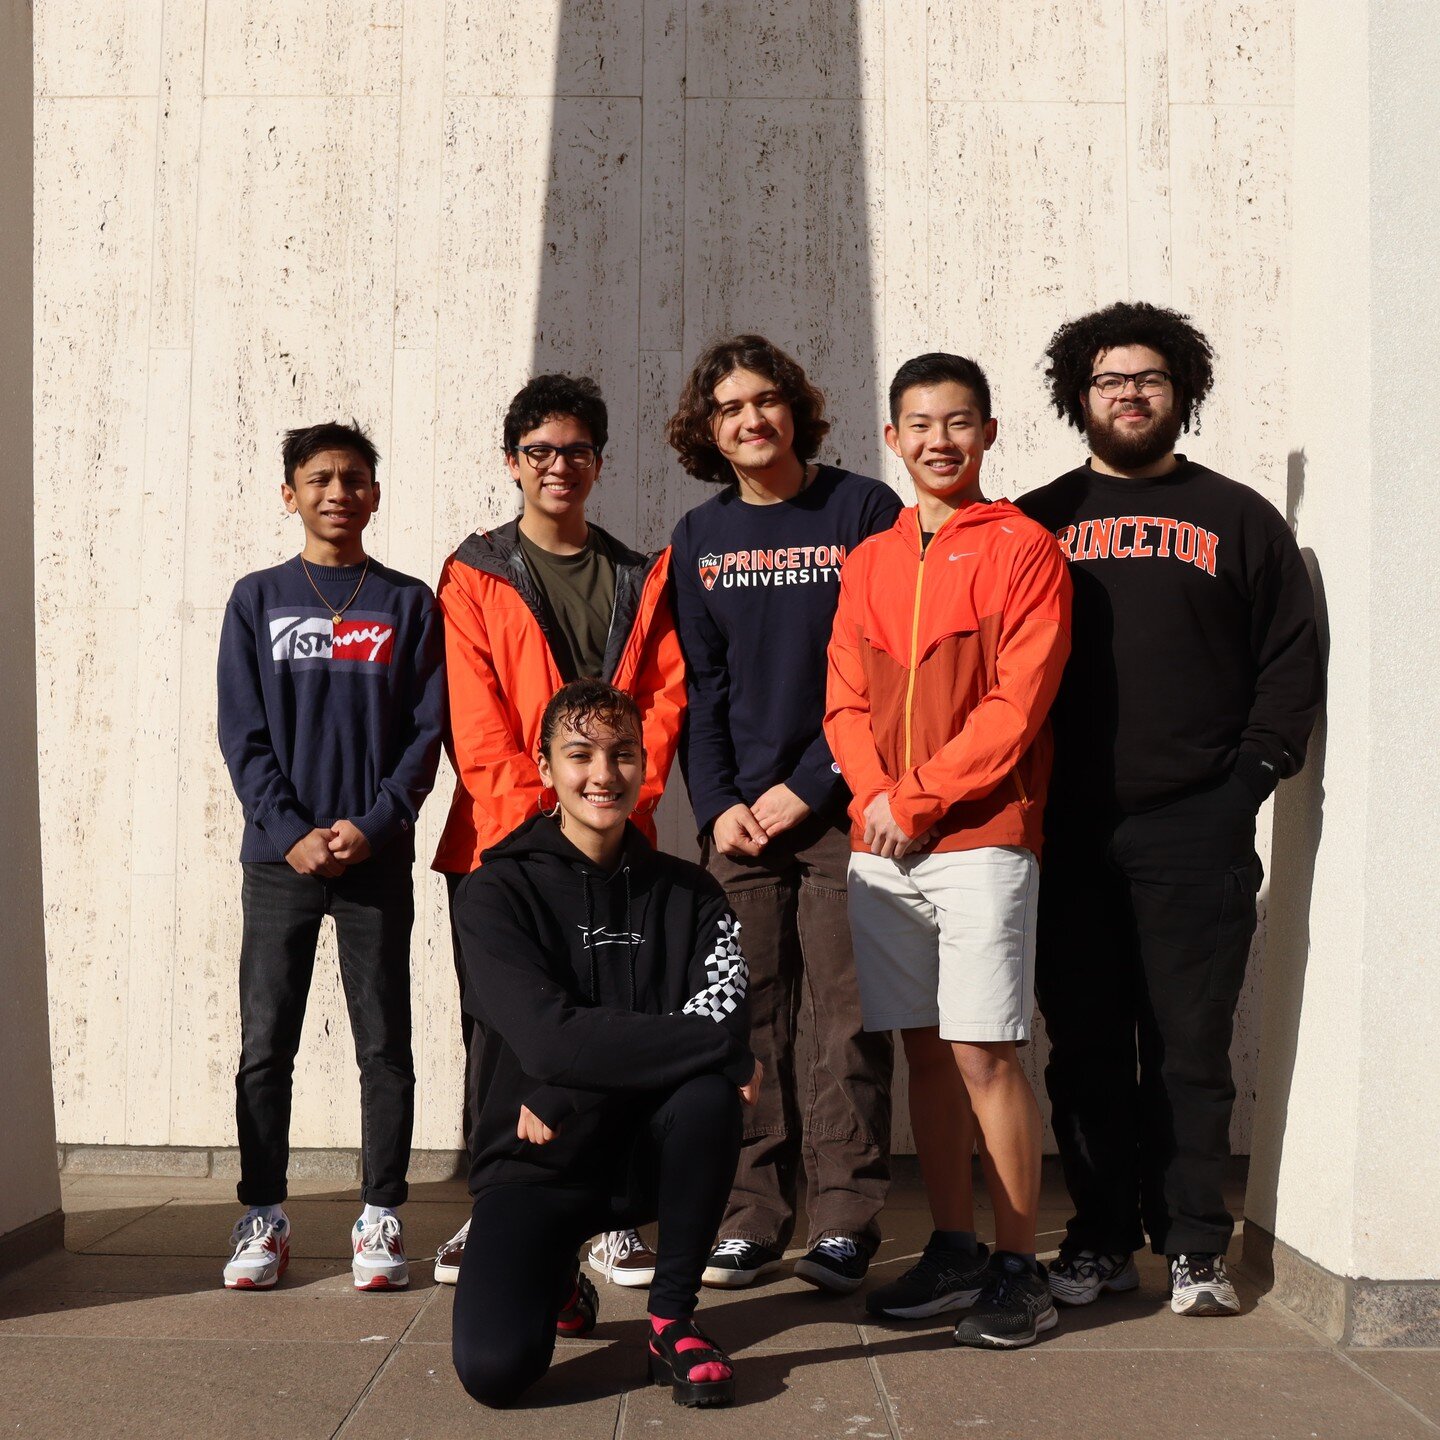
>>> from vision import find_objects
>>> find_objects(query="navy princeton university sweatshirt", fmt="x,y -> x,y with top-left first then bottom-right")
670,465 -> 902,834
453,814 -> 754,1197
217,556 -> 447,862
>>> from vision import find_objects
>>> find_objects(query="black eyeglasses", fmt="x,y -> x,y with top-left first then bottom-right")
514,443 -> 601,470
1089,370 -> 1172,398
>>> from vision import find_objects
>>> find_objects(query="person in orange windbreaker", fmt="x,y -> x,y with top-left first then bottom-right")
430,374 -> 686,1287
825,353 -> 1071,1350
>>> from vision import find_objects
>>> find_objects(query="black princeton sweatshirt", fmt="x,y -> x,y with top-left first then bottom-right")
1017,457 -> 1322,815
452,814 -> 754,1196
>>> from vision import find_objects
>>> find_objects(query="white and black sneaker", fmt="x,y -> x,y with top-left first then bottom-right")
433,1218 -> 469,1286
953,1252 -> 1058,1349
794,1236 -> 869,1294
864,1234 -> 990,1319
1047,1247 -> 1140,1306
1168,1253 -> 1240,1316
701,1238 -> 786,1288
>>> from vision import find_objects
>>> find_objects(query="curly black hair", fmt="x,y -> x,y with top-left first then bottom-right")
503,373 -> 608,455
1043,301 -> 1215,432
667,334 -> 830,485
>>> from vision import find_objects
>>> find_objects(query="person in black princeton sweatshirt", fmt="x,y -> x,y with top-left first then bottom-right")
1016,302 -> 1321,1320
217,421 -> 446,1295
667,335 -> 901,1294
449,680 -> 758,1410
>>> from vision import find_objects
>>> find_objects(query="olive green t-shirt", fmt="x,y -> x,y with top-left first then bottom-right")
516,528 -> 618,681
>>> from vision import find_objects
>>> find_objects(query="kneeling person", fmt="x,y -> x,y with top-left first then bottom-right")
450,680 -> 761,1409
826,355 -> 1071,1348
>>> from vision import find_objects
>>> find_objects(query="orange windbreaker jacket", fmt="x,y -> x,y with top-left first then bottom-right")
432,520 -> 686,874
825,499 -> 1072,856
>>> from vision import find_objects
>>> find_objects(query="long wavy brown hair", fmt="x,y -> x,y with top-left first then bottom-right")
666,334 -> 831,484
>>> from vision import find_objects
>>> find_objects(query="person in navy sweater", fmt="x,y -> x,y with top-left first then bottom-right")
667,335 -> 901,1292
217,421 -> 446,1293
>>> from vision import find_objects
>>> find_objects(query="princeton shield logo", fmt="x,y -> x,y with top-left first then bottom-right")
698,553 -> 722,591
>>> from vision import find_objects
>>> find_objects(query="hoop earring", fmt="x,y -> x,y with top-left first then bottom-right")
544,800 -> 561,819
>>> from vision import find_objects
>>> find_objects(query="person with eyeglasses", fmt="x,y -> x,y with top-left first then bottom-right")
1016,301 -> 1321,1319
431,374 -> 687,1291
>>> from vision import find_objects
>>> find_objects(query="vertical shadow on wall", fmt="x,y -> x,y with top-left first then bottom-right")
529,0 -> 878,539
1243,449 -> 1328,1265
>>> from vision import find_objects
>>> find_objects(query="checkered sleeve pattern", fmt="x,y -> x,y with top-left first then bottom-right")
680,913 -> 748,1023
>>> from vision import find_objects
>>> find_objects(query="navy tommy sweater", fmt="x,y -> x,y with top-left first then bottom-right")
218,556 -> 447,863
670,465 -> 902,834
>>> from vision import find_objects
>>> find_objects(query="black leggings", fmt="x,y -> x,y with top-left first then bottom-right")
452,1072 -> 742,1408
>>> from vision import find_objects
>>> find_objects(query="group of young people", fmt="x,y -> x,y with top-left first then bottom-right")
216,300 -> 1322,1409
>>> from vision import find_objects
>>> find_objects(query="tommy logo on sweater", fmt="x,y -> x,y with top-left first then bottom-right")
268,611 -> 396,667
697,545 -> 848,591
1054,516 -> 1220,577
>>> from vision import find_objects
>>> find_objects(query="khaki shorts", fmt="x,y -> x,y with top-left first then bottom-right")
847,846 -> 1038,1043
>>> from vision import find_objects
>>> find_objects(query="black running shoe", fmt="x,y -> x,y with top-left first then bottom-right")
953,1252 -> 1058,1349
794,1236 -> 869,1294
1168,1253 -> 1240,1316
865,1233 -> 990,1319
556,1264 -> 599,1337
701,1239 -> 786,1288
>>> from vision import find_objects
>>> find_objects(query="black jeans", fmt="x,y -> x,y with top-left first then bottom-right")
452,1073 -> 742,1408
1035,779 -> 1262,1256
703,813 -> 893,1253
235,850 -> 416,1207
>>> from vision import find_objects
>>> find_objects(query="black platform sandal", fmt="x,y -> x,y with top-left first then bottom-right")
647,1317 -> 736,1408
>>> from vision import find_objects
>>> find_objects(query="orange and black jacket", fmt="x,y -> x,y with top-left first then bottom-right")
825,500 -> 1072,857
432,519 -> 686,874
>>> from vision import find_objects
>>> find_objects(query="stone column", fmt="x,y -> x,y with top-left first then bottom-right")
1243,0 -> 1440,1346
0,0 -> 63,1273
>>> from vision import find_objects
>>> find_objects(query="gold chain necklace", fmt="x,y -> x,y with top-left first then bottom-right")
300,555 -> 370,624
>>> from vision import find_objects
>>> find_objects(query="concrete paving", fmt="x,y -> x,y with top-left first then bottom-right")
0,1169 -> 1435,1438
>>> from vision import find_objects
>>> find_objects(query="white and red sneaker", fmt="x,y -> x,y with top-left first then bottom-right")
223,1209 -> 290,1290
352,1212 -> 409,1290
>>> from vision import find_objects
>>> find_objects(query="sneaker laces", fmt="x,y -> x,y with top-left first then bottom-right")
1175,1252 -> 1220,1284
712,1237 -> 755,1259
229,1212 -> 281,1263
1054,1248 -> 1100,1281
814,1236 -> 859,1261
597,1228 -> 643,1282
356,1213 -> 403,1259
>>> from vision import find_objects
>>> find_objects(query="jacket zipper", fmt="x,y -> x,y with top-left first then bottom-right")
903,538 -> 927,771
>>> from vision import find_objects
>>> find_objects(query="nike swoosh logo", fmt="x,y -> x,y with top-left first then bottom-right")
949,552 -> 976,561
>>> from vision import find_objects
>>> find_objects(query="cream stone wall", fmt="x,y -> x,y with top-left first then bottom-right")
1246,0 -> 1440,1287
35,0 -> 1295,1153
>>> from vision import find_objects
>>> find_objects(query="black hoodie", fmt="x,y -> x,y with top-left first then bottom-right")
453,813 -> 754,1196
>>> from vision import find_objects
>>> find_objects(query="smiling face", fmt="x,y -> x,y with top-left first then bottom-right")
709,367 -> 797,476
884,380 -> 996,506
281,448 -> 380,552
538,712 -> 645,856
506,413 -> 601,524
1081,343 -> 1184,473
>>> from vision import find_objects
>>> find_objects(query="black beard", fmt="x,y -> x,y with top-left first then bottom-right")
1085,406 -> 1185,472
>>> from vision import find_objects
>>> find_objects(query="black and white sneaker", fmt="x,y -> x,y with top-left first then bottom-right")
701,1239 -> 786,1288
953,1252 -> 1058,1349
864,1233 -> 990,1319
794,1236 -> 869,1294
1046,1247 -> 1140,1306
1168,1253 -> 1240,1316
